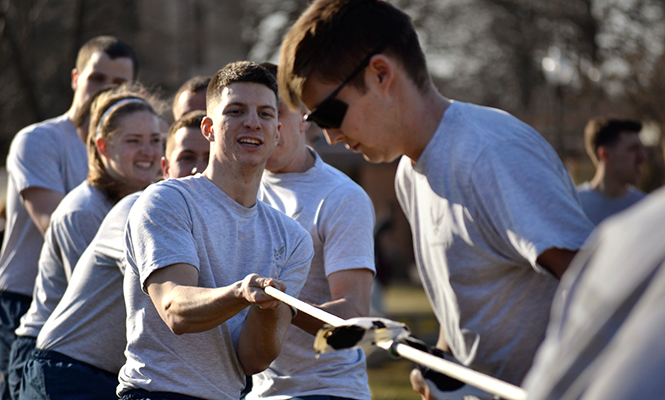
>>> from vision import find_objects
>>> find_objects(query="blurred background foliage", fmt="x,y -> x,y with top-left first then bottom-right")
2,0 -> 664,188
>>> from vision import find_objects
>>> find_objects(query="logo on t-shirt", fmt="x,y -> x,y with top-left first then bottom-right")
273,244 -> 285,264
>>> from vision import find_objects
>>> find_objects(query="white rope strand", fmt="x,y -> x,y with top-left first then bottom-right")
264,286 -> 528,400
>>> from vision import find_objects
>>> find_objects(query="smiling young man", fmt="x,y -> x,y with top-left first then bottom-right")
118,61 -> 313,400
162,110 -> 210,179
246,63 -> 375,400
0,35 -> 137,399
279,1 -> 594,398
577,118 -> 647,225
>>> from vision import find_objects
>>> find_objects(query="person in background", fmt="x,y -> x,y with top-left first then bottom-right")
172,75 -> 211,120
118,61 -> 313,400
0,35 -> 138,399
162,110 -> 209,179
577,118 -> 647,225
246,62 -> 375,400
278,1 -> 593,398
19,89 -> 165,400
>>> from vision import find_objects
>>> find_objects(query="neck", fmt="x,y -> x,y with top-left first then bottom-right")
68,103 -> 87,144
271,146 -> 315,174
204,160 -> 263,208
398,84 -> 450,162
589,166 -> 629,197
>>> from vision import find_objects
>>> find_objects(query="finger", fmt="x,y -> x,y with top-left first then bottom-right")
410,368 -> 428,397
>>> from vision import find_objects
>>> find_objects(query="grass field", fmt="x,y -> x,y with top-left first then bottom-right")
365,284 -> 436,400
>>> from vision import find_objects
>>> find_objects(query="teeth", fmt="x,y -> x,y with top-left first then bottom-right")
136,162 -> 152,168
239,138 -> 261,146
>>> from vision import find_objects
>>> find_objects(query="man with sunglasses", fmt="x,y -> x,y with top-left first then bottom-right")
245,63 -> 375,400
278,0 -> 594,398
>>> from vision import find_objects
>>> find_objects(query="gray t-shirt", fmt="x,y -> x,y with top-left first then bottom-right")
395,101 -> 593,385
250,150 -> 375,400
16,181 -> 113,338
36,193 -> 139,374
0,113 -> 88,296
523,186 -> 665,400
118,175 -> 313,400
576,182 -> 646,225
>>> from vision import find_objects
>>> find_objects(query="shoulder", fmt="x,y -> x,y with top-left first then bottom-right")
50,182 -> 96,219
260,201 -> 308,234
10,115 -> 72,149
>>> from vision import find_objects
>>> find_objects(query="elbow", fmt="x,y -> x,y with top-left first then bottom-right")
240,344 -> 281,375
161,302 -> 190,335
164,315 -> 189,335
242,354 -> 277,376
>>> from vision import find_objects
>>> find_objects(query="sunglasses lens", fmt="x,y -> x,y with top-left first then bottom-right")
306,99 -> 348,129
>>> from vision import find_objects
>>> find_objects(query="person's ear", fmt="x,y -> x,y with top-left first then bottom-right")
161,156 -> 169,179
71,69 -> 79,92
201,116 -> 215,142
366,54 -> 394,95
299,110 -> 311,134
597,146 -> 610,163
275,122 -> 282,146
96,137 -> 109,158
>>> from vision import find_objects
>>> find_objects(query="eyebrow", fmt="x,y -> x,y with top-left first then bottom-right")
225,102 -> 277,112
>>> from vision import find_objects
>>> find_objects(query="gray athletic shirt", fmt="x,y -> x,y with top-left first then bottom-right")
395,101 -> 593,385
250,150 -> 375,400
523,187 -> 665,399
36,192 -> 140,374
118,175 -> 313,400
0,113 -> 88,296
576,182 -> 646,225
17,181 -> 113,338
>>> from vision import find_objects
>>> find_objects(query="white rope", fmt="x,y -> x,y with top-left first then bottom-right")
264,286 -> 528,400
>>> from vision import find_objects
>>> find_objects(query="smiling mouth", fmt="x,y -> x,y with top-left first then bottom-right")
135,161 -> 153,169
238,137 -> 262,147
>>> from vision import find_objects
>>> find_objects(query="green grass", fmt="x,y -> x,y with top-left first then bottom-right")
365,284 -> 436,399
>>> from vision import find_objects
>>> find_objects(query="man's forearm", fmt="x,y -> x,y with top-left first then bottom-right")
237,303 -> 292,375
155,282 -> 251,334
292,297 -> 369,335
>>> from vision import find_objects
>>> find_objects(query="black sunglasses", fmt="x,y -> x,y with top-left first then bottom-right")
305,44 -> 388,129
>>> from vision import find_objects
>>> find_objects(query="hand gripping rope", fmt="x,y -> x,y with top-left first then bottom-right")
264,286 -> 527,400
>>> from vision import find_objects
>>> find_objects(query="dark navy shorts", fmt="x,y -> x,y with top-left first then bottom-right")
0,291 -> 31,400
120,388 -> 206,400
7,335 -> 36,400
20,349 -> 118,400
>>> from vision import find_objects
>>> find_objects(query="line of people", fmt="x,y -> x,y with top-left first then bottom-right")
0,0 -> 662,399
0,29 -> 377,400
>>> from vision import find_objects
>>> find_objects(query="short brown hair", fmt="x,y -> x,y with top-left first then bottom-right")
172,76 -> 212,116
584,118 -> 642,165
279,0 -> 429,109
76,36 -> 139,79
166,110 -> 206,159
206,61 -> 278,114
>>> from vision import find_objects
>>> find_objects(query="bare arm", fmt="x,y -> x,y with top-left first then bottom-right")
537,247 -> 578,279
237,299 -> 293,375
21,187 -> 64,235
292,268 -> 374,336
145,264 -> 283,334
145,264 -> 289,374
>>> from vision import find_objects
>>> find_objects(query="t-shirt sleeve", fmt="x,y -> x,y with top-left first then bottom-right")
125,186 -> 200,293
318,183 -> 376,277
8,127 -> 69,194
277,228 -> 314,299
469,139 -> 594,272
53,209 -> 106,279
